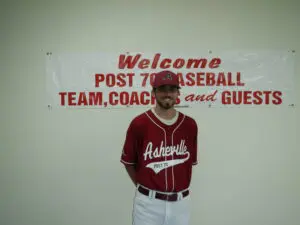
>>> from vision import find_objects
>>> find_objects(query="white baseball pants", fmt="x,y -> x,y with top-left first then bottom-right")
132,186 -> 191,225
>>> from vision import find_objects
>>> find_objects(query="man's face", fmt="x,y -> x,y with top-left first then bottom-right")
152,85 -> 180,110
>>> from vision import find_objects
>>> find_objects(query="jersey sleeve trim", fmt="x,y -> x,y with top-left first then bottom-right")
120,159 -> 136,165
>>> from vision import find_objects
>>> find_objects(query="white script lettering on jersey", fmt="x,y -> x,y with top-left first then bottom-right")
146,156 -> 189,174
144,140 -> 190,174
143,140 -> 189,160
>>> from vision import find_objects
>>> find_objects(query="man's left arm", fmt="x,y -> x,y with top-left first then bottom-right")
192,121 -> 198,166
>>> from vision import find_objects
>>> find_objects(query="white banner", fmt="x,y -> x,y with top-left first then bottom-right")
45,50 -> 296,109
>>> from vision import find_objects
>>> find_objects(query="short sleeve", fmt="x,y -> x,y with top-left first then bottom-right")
192,121 -> 198,166
120,120 -> 139,165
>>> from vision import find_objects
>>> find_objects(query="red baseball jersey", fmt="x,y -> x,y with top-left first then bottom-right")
121,109 -> 198,193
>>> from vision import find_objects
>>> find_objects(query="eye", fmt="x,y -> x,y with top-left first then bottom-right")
157,86 -> 178,93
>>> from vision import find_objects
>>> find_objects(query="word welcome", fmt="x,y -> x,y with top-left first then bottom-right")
118,53 -> 221,69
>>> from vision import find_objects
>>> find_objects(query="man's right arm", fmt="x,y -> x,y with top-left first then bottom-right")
124,165 -> 137,186
121,119 -> 139,186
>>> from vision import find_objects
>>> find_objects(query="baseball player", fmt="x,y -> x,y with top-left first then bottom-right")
120,70 -> 198,225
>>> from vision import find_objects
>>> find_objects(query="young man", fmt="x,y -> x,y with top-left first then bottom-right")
120,70 -> 198,225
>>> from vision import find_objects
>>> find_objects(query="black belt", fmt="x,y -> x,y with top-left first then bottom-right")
138,186 -> 189,202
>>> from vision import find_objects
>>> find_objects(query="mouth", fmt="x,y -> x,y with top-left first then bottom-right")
163,98 -> 172,103
163,97 -> 172,100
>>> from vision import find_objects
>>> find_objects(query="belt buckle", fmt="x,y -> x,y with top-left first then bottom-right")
166,193 -> 177,202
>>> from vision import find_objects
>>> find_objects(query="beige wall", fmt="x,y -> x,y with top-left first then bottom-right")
1,0 -> 299,225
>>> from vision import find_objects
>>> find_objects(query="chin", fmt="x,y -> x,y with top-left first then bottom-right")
156,98 -> 176,110
160,102 -> 174,110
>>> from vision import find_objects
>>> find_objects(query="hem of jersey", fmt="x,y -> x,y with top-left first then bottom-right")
192,161 -> 198,165
120,159 -> 136,165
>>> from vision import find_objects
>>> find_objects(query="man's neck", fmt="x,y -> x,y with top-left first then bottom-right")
154,106 -> 177,120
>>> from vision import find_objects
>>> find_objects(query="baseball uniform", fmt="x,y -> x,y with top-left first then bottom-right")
121,107 -> 198,225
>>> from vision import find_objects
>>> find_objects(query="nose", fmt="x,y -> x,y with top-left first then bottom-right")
164,90 -> 173,96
